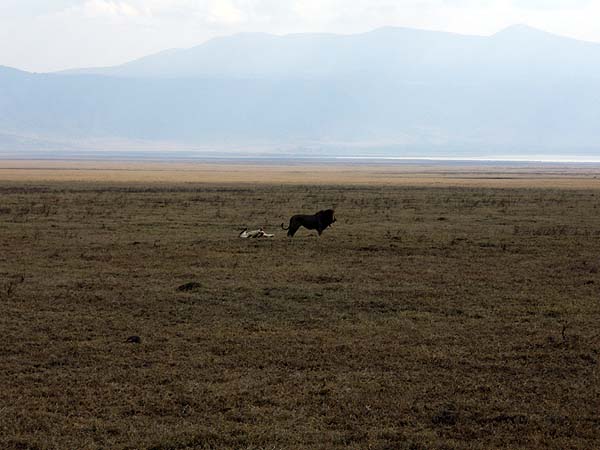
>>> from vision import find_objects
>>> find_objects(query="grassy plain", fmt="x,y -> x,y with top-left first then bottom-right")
3,159 -> 600,188
1,161 -> 599,449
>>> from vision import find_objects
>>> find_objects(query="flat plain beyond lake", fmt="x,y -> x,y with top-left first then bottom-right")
1,160 -> 599,449
3,158 -> 600,188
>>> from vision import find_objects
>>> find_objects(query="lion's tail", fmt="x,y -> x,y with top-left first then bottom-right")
281,222 -> 289,230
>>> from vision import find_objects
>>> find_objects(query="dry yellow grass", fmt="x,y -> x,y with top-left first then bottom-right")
1,167 -> 600,449
2,159 -> 600,188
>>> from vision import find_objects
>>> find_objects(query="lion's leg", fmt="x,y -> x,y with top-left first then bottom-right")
288,224 -> 300,237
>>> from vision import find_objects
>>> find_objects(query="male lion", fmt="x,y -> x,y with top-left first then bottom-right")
281,209 -> 336,237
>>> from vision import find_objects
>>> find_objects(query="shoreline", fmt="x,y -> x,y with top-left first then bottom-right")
3,155 -> 600,165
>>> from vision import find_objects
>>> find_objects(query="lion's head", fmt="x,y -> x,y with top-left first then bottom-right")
317,209 -> 336,228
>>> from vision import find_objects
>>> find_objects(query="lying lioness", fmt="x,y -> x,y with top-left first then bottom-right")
281,209 -> 336,237
239,228 -> 274,238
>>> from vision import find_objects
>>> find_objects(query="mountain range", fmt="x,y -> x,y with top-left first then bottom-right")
1,25 -> 600,157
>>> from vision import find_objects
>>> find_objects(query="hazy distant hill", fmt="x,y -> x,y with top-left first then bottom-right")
62,25 -> 600,82
2,26 -> 600,157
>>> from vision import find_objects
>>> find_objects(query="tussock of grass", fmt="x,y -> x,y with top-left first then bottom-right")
177,282 -> 203,292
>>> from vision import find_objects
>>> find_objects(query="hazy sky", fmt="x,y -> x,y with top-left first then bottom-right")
1,0 -> 599,72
